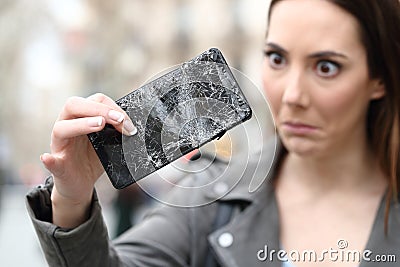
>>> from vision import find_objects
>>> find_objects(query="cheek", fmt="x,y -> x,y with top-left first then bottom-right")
315,81 -> 371,129
315,58 -> 373,124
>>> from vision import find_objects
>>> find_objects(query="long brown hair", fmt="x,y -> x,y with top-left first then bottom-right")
268,0 -> 400,230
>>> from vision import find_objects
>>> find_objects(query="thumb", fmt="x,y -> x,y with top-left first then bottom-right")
40,153 -> 64,178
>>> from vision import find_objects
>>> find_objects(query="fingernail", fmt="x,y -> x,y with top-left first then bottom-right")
108,110 -> 125,123
40,153 -> 50,163
88,116 -> 103,127
123,119 -> 138,136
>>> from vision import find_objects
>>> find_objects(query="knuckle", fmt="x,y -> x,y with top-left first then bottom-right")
90,94 -> 113,116
66,96 -> 79,105
92,105 -> 107,117
52,124 -> 63,140
64,96 -> 80,112
89,93 -> 106,102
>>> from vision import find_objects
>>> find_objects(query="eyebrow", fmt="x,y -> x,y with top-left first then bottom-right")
265,42 -> 348,59
308,51 -> 348,59
265,42 -> 288,54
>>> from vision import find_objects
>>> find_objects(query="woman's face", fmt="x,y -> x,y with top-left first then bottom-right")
263,0 -> 385,157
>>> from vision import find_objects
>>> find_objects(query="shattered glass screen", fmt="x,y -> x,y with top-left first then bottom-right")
88,48 -> 252,189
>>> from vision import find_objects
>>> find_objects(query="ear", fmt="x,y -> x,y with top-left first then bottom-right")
370,79 -> 385,100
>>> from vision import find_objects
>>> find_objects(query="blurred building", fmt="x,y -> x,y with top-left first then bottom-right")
0,0 -> 270,185
0,1 -> 272,264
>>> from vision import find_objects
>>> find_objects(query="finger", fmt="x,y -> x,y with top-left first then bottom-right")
40,153 -> 65,178
59,95 -> 137,135
52,116 -> 105,141
59,96 -> 118,121
87,93 -> 137,135
87,93 -> 125,114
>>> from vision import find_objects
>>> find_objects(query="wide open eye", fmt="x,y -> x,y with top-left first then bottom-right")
266,52 -> 287,70
315,61 -> 340,78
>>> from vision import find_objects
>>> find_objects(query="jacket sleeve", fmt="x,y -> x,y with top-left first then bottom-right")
25,177 -> 192,267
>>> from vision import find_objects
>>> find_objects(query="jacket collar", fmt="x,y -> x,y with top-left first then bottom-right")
207,173 -> 282,267
204,136 -> 282,203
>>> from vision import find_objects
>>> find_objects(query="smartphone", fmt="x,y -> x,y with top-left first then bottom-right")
88,48 -> 252,189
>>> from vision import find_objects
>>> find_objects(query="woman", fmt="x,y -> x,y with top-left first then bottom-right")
27,0 -> 400,266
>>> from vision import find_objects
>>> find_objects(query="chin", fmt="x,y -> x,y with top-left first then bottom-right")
280,136 -> 320,157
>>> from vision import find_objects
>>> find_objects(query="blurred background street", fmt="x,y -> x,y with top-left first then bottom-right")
0,180 -> 118,266
0,185 -> 46,266
0,0 -> 271,265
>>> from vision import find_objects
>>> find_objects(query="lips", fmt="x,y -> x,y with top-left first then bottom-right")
280,121 -> 318,135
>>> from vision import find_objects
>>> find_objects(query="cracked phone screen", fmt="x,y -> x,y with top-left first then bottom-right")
88,48 -> 252,189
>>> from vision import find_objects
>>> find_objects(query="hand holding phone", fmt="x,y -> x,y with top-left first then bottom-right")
88,48 -> 252,189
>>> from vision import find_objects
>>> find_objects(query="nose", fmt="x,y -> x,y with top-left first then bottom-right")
282,69 -> 310,108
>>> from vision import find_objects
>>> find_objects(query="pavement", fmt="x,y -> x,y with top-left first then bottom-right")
0,185 -> 116,267
0,185 -> 47,266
